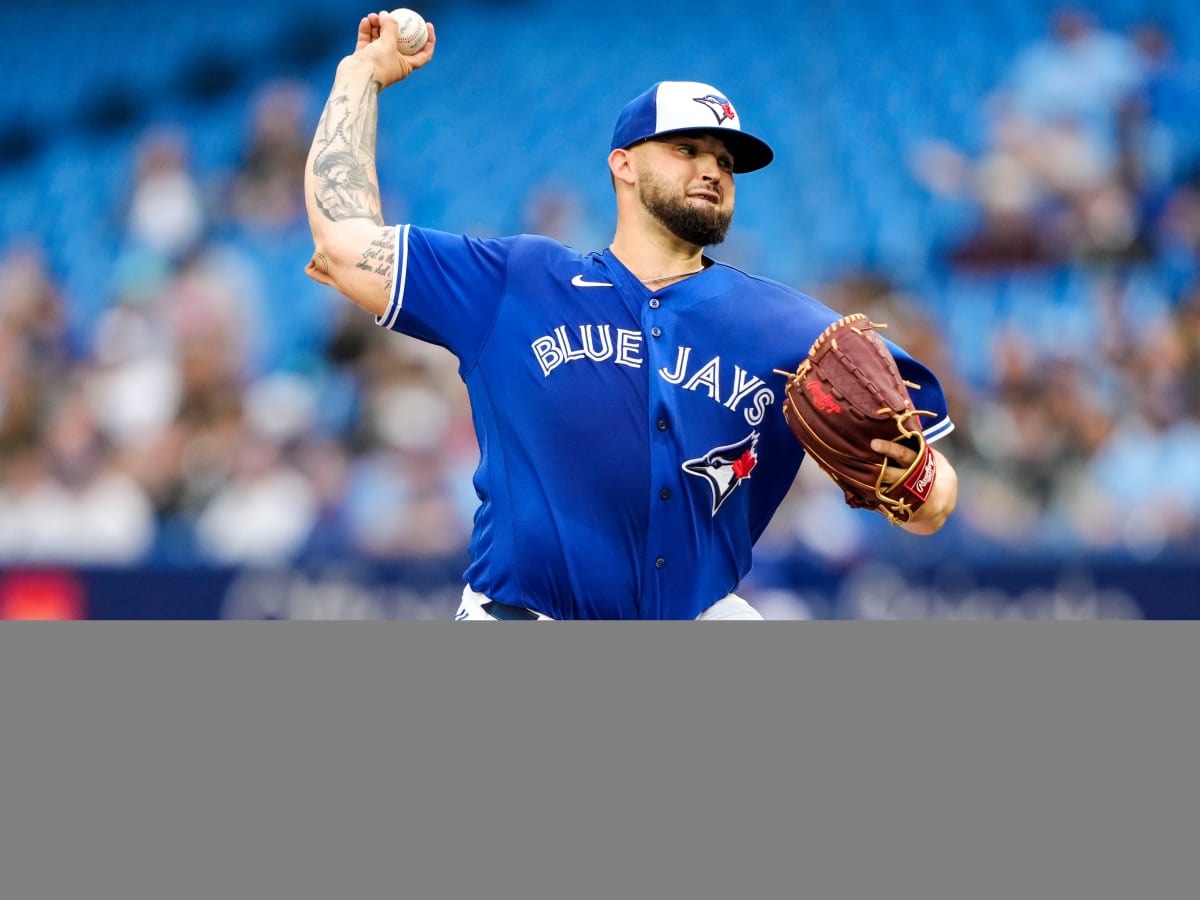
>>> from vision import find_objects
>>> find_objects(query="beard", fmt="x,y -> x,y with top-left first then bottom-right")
637,171 -> 732,247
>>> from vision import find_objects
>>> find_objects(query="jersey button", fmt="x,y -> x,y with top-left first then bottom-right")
660,488 -> 670,500
651,327 -> 662,338
657,419 -> 668,431
648,298 -> 661,309
655,557 -> 666,568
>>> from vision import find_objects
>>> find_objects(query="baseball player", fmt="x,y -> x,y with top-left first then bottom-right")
304,11 -> 959,619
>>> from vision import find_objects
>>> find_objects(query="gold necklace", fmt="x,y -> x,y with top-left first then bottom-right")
639,267 -> 705,284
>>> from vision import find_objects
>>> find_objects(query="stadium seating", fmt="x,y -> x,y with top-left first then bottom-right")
5,0 -> 1198,319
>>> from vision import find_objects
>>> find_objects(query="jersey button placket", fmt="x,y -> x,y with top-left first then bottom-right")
646,296 -> 671,613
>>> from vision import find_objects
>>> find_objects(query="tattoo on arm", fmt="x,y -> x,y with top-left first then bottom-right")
356,227 -> 398,299
311,74 -> 385,224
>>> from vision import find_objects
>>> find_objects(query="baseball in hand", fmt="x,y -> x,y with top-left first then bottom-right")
389,8 -> 428,55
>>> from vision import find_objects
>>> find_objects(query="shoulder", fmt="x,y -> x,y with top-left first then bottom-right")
462,233 -> 586,271
407,227 -> 572,253
709,260 -> 842,318
405,228 -> 582,273
509,233 -> 582,257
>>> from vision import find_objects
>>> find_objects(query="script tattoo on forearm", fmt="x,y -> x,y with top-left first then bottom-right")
357,227 -> 397,298
311,73 -> 384,224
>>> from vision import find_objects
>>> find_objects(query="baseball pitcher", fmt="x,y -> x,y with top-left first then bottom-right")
304,11 -> 959,620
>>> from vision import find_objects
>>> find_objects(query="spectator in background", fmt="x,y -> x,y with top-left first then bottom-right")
1067,307 -> 1200,553
1005,7 -> 1143,166
1002,8 -> 1151,266
1136,21 -> 1200,283
86,284 -> 182,453
0,242 -> 68,368
913,7 -> 1153,271
294,437 -> 357,561
0,242 -> 70,451
342,352 -> 476,560
1112,22 -> 1200,281
1176,286 -> 1200,417
227,79 -> 314,229
195,427 -> 318,565
121,126 -> 208,264
193,369 -> 321,565
912,93 -> 1144,270
162,240 -> 269,378
0,384 -> 155,564
83,287 -> 186,541
1126,21 -> 1200,189
1153,164 -> 1200,290
911,101 -> 1061,270
958,333 -> 1115,548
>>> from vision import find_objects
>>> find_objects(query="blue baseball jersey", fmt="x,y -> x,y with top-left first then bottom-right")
376,225 -> 954,619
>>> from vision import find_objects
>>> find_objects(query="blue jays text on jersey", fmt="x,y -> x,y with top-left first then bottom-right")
531,327 -> 778,426
376,225 -> 954,619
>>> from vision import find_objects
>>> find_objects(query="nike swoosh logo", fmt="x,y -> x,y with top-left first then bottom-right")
571,274 -> 613,288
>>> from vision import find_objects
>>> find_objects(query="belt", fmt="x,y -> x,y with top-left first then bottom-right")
481,599 -> 541,620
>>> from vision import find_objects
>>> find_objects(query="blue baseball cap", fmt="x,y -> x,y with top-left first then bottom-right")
610,81 -> 774,174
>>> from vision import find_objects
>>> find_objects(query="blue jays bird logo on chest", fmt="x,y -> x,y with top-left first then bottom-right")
683,432 -> 759,515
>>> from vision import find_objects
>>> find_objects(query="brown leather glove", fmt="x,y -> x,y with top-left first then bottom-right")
776,314 -> 938,525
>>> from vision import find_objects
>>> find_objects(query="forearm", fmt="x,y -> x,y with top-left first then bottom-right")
304,57 -> 395,316
307,57 -> 384,227
897,447 -> 958,535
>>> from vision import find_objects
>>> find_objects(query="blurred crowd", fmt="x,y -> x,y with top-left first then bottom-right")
763,9 -> 1200,570
0,79 -> 482,567
912,9 -> 1200,276
758,268 -> 1200,572
2,6 -> 1200,571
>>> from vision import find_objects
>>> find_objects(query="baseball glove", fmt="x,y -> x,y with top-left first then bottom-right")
775,314 -> 937,525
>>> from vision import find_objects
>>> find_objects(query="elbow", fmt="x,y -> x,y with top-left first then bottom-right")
304,211 -> 335,285
908,498 -> 955,535
304,224 -> 353,291
301,224 -> 392,319
305,248 -> 335,287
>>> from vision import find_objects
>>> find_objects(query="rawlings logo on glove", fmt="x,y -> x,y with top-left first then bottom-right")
775,314 -> 936,525
805,379 -> 843,414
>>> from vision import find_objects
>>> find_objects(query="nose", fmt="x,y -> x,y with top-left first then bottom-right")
698,157 -> 723,184
695,149 -> 728,183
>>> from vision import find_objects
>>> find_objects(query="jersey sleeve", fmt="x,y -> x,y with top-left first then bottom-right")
885,338 -> 955,443
375,224 -> 515,366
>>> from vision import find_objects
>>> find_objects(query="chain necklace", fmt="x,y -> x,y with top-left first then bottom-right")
639,267 -> 705,284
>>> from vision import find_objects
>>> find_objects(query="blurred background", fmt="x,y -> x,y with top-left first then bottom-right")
2,0 -> 1199,618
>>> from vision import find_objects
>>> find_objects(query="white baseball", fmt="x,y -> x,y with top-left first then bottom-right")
389,8 -> 428,55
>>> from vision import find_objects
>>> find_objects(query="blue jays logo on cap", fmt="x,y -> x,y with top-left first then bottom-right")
611,81 -> 774,174
694,93 -> 736,126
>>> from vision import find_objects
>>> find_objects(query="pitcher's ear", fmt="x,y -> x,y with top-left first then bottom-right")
608,148 -> 636,187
